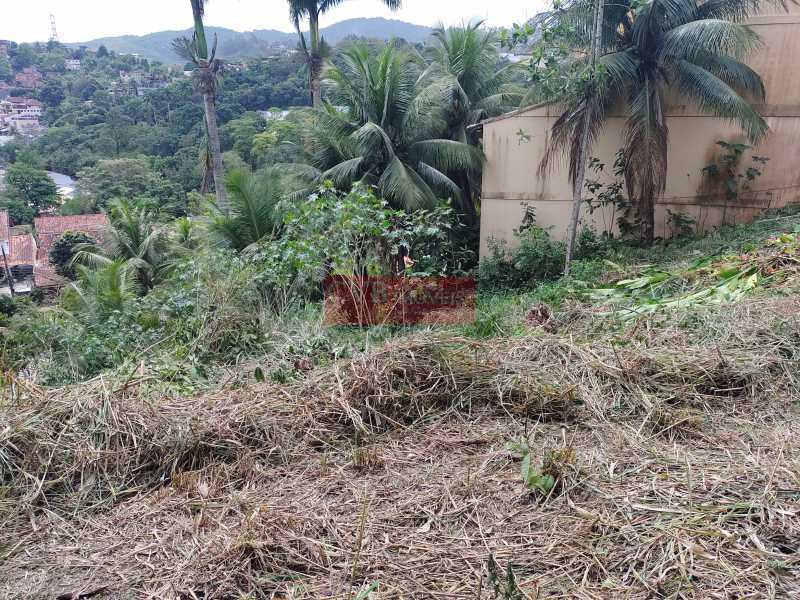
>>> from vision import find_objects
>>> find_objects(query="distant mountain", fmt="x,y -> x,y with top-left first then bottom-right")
69,18 -> 433,64
302,17 -> 432,45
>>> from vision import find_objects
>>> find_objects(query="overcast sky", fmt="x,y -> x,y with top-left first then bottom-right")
4,1 -> 546,43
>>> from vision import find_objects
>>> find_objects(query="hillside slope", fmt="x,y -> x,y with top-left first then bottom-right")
2,213 -> 799,598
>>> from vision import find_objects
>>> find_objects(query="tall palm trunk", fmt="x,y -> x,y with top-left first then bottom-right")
308,10 -> 322,108
189,0 -> 228,213
291,1 -> 401,108
199,65 -> 228,212
309,54 -> 323,108
564,0 -> 604,274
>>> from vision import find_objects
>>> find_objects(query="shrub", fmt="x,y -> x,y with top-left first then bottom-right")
0,294 -> 16,324
574,228 -> 611,260
513,226 -> 565,279
49,231 -> 96,278
252,183 -> 469,306
478,226 -> 565,290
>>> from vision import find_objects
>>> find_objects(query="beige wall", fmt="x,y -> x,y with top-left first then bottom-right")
479,7 -> 800,257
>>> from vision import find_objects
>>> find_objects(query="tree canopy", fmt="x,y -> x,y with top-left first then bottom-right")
0,164 -> 59,224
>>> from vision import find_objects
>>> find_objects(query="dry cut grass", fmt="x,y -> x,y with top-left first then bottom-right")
0,296 -> 799,599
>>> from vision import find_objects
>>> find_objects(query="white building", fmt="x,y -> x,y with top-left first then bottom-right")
1,97 -> 43,118
65,59 -> 81,71
0,98 -> 45,137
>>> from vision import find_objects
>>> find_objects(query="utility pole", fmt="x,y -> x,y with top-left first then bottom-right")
1,243 -> 15,297
563,0 -> 605,276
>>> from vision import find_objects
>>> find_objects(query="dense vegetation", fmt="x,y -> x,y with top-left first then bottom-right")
0,0 -> 781,395
0,39 -> 309,191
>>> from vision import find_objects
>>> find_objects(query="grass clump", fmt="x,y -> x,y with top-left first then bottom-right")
311,334 -> 582,435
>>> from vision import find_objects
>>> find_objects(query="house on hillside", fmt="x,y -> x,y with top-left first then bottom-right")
477,5 -> 800,256
9,117 -> 46,137
14,67 -> 43,90
0,212 -> 38,295
65,59 -> 81,71
1,97 -> 45,137
3,97 -> 43,118
33,214 -> 110,290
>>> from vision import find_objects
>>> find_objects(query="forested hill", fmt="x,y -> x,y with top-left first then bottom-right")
70,18 -> 434,63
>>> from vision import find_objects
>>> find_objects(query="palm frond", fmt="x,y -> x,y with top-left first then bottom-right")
352,122 -> 396,159
172,36 -> 197,63
414,161 -> 463,201
321,157 -> 365,187
277,163 -> 323,182
623,77 -> 669,230
71,245 -> 113,269
661,19 -> 762,61
540,87 -> 610,184
671,59 -> 768,140
378,157 -> 433,209
686,51 -> 765,101
409,139 -> 483,174
209,168 -> 283,251
697,0 -> 786,22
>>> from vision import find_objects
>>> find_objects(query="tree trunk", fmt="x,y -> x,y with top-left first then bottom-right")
640,196 -> 655,245
563,0 -> 605,276
201,77 -> 228,213
563,115 -> 591,274
310,55 -> 323,108
309,12 -> 322,108
200,146 -> 213,195
458,174 -> 478,227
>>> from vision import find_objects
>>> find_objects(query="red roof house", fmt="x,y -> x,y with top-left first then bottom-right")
33,214 -> 110,288
7,234 -> 37,267
14,67 -> 43,89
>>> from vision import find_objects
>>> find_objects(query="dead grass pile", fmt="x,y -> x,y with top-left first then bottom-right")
640,404 -> 706,439
614,344 -> 775,398
309,335 -> 582,435
1,295 -> 799,598
0,379 -> 307,523
3,409 -> 797,599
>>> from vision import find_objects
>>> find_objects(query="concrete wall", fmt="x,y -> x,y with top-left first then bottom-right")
479,6 -> 800,257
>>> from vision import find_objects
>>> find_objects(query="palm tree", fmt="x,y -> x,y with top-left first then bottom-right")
61,260 -> 138,321
543,0 -> 772,244
173,0 -> 228,213
298,44 -> 483,210
73,199 -> 170,292
288,0 -> 402,108
209,168 -> 283,251
423,21 -> 524,220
